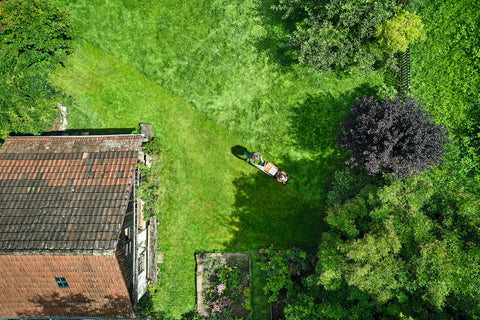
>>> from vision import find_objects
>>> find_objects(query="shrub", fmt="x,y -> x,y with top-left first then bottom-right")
256,246 -> 311,303
338,96 -> 450,179
273,0 -> 400,72
137,139 -> 162,221
377,9 -> 426,54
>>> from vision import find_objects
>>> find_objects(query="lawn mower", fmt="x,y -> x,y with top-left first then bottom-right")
243,151 -> 290,185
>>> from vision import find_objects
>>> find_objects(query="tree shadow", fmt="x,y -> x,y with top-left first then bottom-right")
273,83 -> 379,205
253,0 -> 303,67
16,292 -> 135,318
289,83 -> 379,153
278,151 -> 347,208
224,170 -> 327,253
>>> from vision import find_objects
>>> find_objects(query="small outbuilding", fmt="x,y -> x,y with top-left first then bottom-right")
0,132 -> 157,318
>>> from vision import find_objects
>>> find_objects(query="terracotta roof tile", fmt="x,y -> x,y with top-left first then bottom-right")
0,135 -> 143,253
0,255 -> 135,318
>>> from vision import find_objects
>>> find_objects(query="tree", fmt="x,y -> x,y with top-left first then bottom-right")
273,0 -> 400,72
377,10 -> 426,54
316,175 -> 480,319
0,0 -> 72,137
338,96 -> 449,179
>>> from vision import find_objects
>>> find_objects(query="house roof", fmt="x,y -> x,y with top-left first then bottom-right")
0,254 -> 135,318
0,135 -> 143,253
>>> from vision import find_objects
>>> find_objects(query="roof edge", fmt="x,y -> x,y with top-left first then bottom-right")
6,317 -> 136,320
0,249 -> 116,255
6,134 -> 144,139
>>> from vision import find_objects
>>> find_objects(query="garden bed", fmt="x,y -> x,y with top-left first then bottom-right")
196,253 -> 251,319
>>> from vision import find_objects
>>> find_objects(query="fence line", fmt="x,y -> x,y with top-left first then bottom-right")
398,45 -> 411,94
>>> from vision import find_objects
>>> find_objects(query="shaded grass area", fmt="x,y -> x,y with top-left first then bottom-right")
250,250 -> 270,320
50,43 -> 324,318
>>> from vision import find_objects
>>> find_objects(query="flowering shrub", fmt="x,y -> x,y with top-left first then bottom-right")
256,246 -> 311,303
200,254 -> 251,319
204,285 -> 233,313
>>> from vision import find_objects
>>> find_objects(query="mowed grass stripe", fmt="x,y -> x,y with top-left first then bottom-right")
50,43 -> 324,317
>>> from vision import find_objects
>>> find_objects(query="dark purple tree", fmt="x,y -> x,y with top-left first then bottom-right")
339,96 -> 449,178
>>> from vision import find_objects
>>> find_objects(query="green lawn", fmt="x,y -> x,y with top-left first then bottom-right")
410,0 -> 480,128
50,0 -> 385,317
54,0 -> 384,205
50,43 -> 325,318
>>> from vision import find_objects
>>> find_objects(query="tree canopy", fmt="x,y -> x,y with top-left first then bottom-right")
377,9 -> 426,54
315,174 -> 480,319
0,0 -> 72,137
273,0 -> 401,72
338,96 -> 449,179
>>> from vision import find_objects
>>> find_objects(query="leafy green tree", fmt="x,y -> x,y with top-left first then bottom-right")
283,275 -> 380,320
256,246 -> 311,303
377,9 -> 426,54
339,96 -> 449,179
273,0 -> 400,72
316,174 -> 480,318
0,0 -> 72,137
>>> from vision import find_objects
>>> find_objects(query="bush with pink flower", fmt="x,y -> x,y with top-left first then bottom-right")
256,245 -> 312,303
199,253 -> 251,319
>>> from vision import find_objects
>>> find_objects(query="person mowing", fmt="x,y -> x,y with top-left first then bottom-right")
243,150 -> 290,185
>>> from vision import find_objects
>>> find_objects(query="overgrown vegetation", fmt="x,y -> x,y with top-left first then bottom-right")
315,173 -> 480,318
0,0 -> 72,138
137,139 -> 162,221
256,246 -> 312,303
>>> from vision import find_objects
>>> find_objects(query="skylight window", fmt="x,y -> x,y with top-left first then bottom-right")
55,277 -> 69,288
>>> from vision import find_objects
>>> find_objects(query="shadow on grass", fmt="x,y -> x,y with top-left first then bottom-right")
224,171 -> 327,254
289,83 -> 379,153
253,0 -> 302,67
281,83 -> 379,204
279,151 -> 347,208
